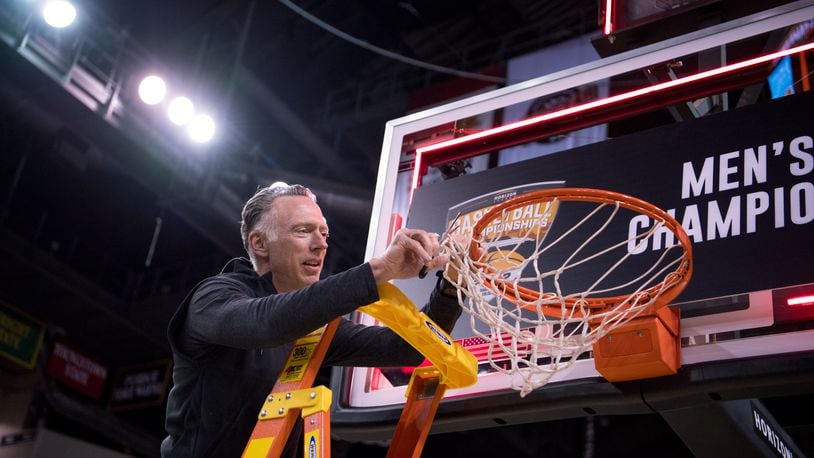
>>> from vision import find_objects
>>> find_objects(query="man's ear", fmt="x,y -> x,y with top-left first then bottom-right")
248,231 -> 268,259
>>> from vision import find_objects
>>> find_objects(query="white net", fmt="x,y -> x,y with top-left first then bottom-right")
441,191 -> 691,396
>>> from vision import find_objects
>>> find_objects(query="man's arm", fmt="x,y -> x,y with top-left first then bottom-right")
422,273 -> 462,333
324,274 -> 463,368
184,264 -> 379,353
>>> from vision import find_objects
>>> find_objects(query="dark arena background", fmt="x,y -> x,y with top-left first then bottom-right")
1,1 -> 812,457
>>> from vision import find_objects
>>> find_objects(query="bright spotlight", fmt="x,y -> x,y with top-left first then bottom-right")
270,181 -> 289,188
138,75 -> 166,105
188,114 -> 216,143
42,1 -> 76,28
167,97 -> 195,125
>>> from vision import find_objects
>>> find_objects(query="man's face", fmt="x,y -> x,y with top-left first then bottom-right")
262,195 -> 329,292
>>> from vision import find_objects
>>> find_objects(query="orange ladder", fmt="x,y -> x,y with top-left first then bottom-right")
242,319 -> 339,458
386,367 -> 447,458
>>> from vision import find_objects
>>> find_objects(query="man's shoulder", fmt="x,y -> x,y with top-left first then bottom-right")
190,258 -> 270,301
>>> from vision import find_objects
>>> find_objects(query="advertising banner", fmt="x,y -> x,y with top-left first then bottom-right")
46,340 -> 108,400
0,300 -> 44,369
109,359 -> 172,410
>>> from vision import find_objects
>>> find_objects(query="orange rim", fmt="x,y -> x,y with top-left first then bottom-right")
469,188 -> 693,318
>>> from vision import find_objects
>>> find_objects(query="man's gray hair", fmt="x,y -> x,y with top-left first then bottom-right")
240,183 -> 315,256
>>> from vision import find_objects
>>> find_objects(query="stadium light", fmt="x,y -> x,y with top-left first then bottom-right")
42,0 -> 76,28
188,114 -> 216,143
138,75 -> 167,105
167,96 -> 195,125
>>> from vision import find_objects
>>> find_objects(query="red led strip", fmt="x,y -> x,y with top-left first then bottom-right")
410,41 -> 814,201
788,295 -> 814,306
604,0 -> 614,35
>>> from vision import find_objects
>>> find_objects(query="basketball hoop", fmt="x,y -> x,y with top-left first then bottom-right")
442,188 -> 693,396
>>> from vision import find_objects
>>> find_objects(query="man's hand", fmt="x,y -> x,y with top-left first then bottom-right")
370,229 -> 448,284
442,233 -> 483,286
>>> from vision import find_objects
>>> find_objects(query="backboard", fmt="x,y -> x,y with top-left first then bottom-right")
330,1 -> 814,445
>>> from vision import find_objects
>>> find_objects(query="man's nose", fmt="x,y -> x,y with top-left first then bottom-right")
313,234 -> 328,249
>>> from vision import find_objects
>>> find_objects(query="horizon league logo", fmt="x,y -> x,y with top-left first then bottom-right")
628,135 -> 813,254
752,402 -> 795,458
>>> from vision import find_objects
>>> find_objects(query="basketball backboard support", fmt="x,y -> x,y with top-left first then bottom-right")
330,2 -> 814,455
